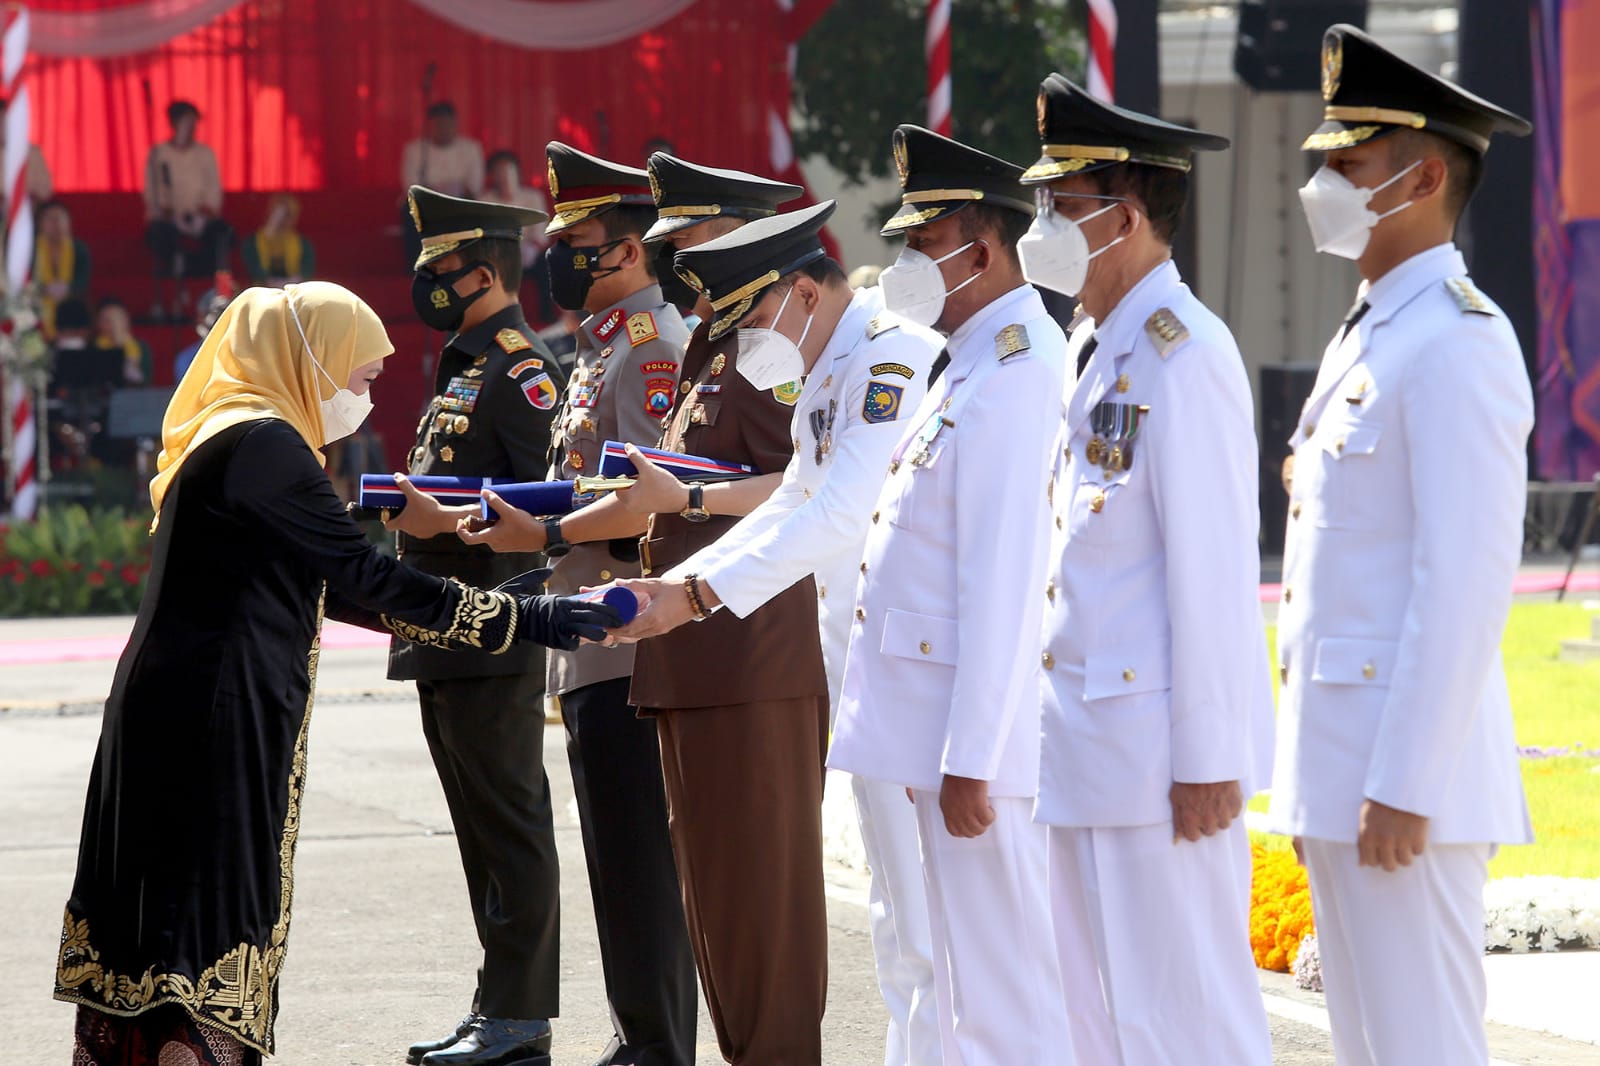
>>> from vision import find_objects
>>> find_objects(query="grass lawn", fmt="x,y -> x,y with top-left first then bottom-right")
1250,602 -> 1600,879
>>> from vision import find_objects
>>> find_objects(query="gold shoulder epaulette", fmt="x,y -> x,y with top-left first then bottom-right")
496,328 -> 533,354
1144,308 -> 1190,358
866,314 -> 901,340
995,323 -> 1030,361
1444,277 -> 1497,317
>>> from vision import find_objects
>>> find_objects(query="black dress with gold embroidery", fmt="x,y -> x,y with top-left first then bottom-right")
54,418 -> 515,1055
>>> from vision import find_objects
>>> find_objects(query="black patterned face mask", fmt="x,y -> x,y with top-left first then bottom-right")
545,238 -> 626,311
411,260 -> 492,332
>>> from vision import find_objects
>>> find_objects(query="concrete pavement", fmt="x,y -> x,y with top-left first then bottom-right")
3,617 -> 1597,1064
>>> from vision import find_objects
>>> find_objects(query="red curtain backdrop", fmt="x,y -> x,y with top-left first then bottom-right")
30,0 -> 827,194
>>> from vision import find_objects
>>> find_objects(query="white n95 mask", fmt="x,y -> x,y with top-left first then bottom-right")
1018,200 -> 1125,296
878,241 -> 982,328
1298,159 -> 1420,260
735,284 -> 814,390
289,297 -> 374,444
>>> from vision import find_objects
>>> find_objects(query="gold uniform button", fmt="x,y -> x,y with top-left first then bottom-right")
1291,503 -> 1302,519
1362,661 -> 1377,680
1305,421 -> 1316,436
1045,579 -> 1055,603
1055,515 -> 1063,529
919,641 -> 931,655
1123,667 -> 1137,682
1280,664 -> 1289,683
793,437 -> 801,452
818,584 -> 826,600
871,510 -> 880,524
803,488 -> 813,499
854,606 -> 866,622
890,460 -> 901,474
680,380 -> 693,394
1283,587 -> 1293,604
599,570 -> 613,582
1336,438 -> 1347,455
860,561 -> 869,574
1042,651 -> 1055,670
1090,492 -> 1106,514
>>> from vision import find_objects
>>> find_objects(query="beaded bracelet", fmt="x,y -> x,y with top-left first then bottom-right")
683,573 -> 709,621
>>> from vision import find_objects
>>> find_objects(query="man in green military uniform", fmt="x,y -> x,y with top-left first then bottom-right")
387,185 -> 568,1066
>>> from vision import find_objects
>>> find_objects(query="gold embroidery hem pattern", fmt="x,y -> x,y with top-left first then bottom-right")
382,584 -> 518,653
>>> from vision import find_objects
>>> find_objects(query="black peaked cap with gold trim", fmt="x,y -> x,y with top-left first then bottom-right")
674,200 -> 836,342
1022,74 -> 1228,185
408,185 -> 547,270
1304,24 -> 1531,155
880,125 -> 1031,236
543,141 -> 655,236
643,153 -> 803,243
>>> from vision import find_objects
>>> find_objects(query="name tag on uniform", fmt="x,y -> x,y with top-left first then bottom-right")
439,376 -> 482,413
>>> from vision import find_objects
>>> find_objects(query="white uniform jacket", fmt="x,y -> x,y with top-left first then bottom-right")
676,286 -> 939,705
1268,243 -> 1534,846
830,284 -> 1067,797
1036,261 -> 1275,828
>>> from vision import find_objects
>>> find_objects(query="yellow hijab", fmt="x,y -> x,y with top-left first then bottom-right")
149,281 -> 393,518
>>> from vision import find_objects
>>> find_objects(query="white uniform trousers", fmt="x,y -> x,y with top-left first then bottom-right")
1046,820 -> 1272,1066
854,773 -> 941,1066
1301,837 -> 1493,1066
911,790 -> 1072,1065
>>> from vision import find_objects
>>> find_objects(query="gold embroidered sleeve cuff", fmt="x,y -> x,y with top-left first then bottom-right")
382,585 -> 519,654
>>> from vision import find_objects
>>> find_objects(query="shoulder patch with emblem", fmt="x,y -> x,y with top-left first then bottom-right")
772,380 -> 803,406
863,381 -> 905,423
507,356 -> 545,378
645,377 -> 675,417
870,362 -> 915,380
995,323 -> 1030,361
496,328 -> 533,354
866,314 -> 901,340
1144,308 -> 1190,358
627,311 -> 659,346
521,372 -> 558,410
1444,277 -> 1497,317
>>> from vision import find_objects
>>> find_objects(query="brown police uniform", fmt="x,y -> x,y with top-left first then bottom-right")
631,321 -> 832,1066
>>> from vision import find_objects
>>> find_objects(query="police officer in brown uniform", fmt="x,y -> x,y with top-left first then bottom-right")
622,157 -> 835,1064
386,186 -> 568,1066
523,142 -> 699,1066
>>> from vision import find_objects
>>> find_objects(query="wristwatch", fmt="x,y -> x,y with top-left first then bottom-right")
543,516 -> 573,557
680,483 -> 710,523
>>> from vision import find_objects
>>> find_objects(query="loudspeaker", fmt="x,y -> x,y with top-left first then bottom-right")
1234,0 -> 1370,93
1258,364 -> 1319,554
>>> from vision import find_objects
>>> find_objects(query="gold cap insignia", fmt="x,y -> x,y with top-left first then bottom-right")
675,264 -> 704,294
1322,37 -> 1342,101
547,158 -> 560,199
647,164 -> 663,205
407,192 -> 422,233
1037,89 -> 1049,138
893,130 -> 910,188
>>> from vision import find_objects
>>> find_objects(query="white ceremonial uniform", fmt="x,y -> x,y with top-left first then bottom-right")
674,285 -> 944,1066
832,283 -> 1072,1066
1269,242 -> 1533,1066
1037,260 -> 1274,1065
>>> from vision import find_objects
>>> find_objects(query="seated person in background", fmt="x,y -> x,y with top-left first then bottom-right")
480,148 -> 553,324
400,101 -> 484,267
174,280 -> 237,383
401,101 -> 484,197
144,100 -> 234,313
51,298 -> 121,392
242,193 -> 315,286
93,298 -> 154,386
33,199 -> 91,336
0,94 -> 53,222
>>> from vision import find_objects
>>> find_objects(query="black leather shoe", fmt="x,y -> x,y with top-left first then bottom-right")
420,1017 -> 553,1066
591,1035 -> 629,1066
408,1015 -> 479,1065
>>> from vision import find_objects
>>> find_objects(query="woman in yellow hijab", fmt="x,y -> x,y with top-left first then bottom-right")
55,282 -> 620,1066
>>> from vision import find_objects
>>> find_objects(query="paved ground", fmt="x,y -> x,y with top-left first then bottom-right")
3,617 -> 1597,1064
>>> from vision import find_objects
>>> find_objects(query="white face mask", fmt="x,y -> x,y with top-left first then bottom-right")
1298,159 -> 1420,260
1018,199 -> 1126,296
877,240 -> 982,328
288,298 -> 374,444
735,284 -> 815,390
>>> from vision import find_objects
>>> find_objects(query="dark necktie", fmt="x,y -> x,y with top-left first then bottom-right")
1340,299 -> 1371,341
1076,334 -> 1099,379
928,348 -> 950,387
